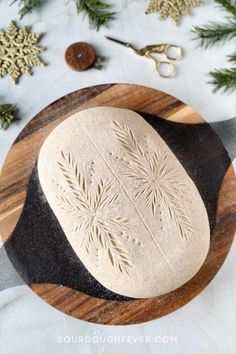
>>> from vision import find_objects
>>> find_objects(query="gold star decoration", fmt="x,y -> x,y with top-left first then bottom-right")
0,21 -> 46,84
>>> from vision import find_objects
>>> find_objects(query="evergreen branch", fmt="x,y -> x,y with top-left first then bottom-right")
228,51 -> 236,61
193,20 -> 236,47
75,0 -> 115,31
215,0 -> 236,17
11,0 -> 44,19
10,0 -> 115,31
193,0 -> 236,92
210,67 -> 236,92
0,104 -> 18,130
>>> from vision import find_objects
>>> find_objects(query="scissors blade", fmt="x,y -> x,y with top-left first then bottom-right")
105,36 -> 130,47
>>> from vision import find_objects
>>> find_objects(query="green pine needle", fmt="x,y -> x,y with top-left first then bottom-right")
210,67 -> 236,92
11,0 -> 115,30
215,0 -> 236,17
229,51 -> 236,61
75,0 -> 115,30
19,0 -> 42,19
11,0 -> 44,19
193,0 -> 236,93
194,19 -> 236,48
0,104 -> 18,130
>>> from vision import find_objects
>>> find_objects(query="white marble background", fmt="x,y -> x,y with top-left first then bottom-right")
0,0 -> 235,353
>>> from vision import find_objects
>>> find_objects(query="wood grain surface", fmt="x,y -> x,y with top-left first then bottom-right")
0,84 -> 235,325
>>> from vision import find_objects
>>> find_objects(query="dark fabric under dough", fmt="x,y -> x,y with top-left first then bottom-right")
2,113 -> 232,300
140,113 -> 232,232
4,168 -> 130,300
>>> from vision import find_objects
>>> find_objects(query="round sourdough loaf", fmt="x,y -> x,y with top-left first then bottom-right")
38,107 -> 210,298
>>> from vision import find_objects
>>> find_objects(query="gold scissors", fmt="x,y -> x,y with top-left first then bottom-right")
106,36 -> 183,78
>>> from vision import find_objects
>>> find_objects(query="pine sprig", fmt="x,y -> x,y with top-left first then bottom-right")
11,0 -> 115,30
11,0 -> 44,19
229,51 -> 236,61
216,0 -> 236,16
210,67 -> 236,92
193,0 -> 236,92
75,0 -> 115,31
0,104 -> 18,130
194,20 -> 236,48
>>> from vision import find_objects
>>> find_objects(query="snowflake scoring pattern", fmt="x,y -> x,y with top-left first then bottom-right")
113,120 -> 193,241
0,21 -> 45,84
57,151 -> 133,274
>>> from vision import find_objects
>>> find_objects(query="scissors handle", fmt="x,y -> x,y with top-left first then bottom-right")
130,43 -> 183,78
163,44 -> 183,61
145,53 -> 176,78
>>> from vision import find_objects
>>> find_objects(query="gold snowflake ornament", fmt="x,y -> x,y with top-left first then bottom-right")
146,0 -> 203,24
0,21 -> 45,84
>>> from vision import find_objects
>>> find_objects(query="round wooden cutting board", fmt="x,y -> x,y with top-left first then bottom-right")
0,84 -> 235,325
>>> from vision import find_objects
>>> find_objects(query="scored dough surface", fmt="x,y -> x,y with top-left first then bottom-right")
38,107 -> 210,298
